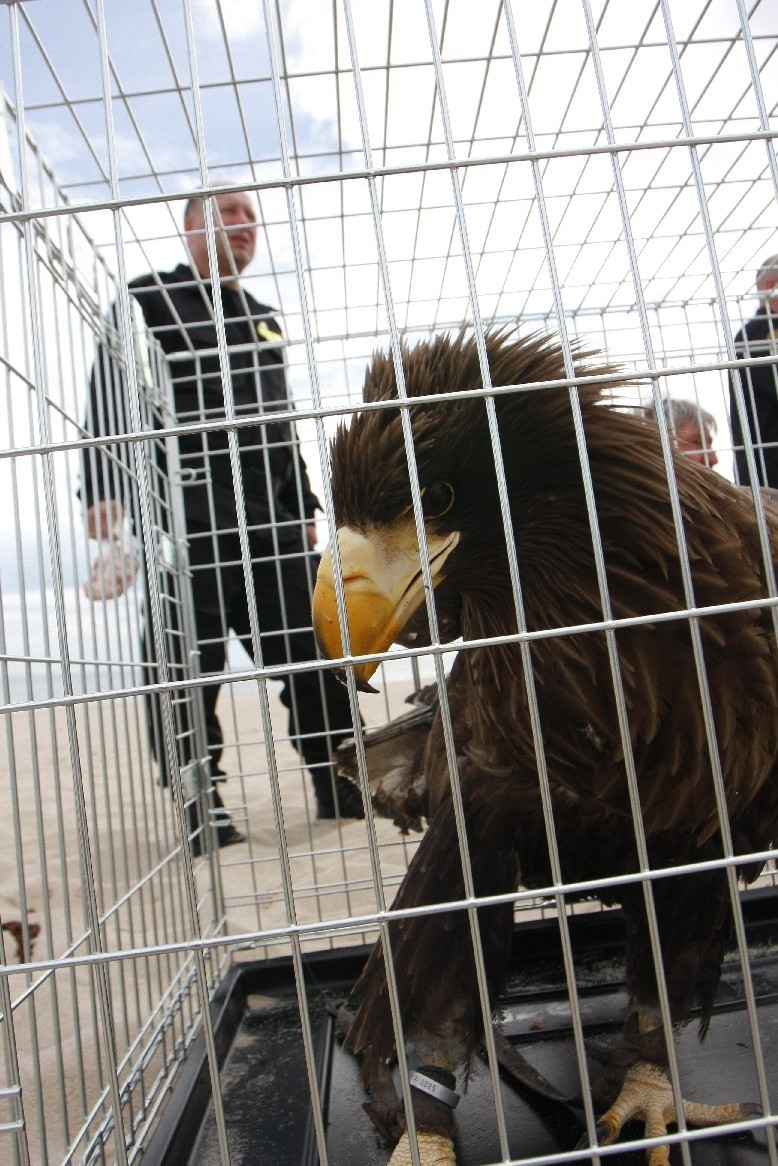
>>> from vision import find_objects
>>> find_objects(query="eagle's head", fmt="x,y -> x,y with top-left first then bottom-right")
312,328 -> 621,690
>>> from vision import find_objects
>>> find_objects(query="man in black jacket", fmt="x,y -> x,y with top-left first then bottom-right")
730,253 -> 778,487
83,190 -> 363,851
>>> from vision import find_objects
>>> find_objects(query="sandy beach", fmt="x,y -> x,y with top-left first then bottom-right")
211,676 -> 428,958
0,671 -> 427,1164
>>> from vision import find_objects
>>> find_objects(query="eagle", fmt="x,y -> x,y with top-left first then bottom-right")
311,329 -> 778,1166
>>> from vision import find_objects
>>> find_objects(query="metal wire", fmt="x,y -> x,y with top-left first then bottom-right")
1,1 -> 777,1164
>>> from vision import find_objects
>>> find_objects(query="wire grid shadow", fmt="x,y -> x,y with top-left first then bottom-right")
1,1 -> 777,1165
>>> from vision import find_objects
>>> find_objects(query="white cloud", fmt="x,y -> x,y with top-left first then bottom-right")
190,0 -> 264,43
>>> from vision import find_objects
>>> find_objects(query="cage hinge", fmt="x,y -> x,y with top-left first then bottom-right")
156,531 -> 185,573
180,759 -> 209,800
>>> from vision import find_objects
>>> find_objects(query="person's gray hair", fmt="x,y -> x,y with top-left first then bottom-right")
756,254 -> 778,291
643,397 -> 717,439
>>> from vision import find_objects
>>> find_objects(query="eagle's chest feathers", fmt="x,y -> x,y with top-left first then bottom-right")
460,639 -> 616,793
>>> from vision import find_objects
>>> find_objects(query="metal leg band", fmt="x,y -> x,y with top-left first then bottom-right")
409,1070 -> 460,1109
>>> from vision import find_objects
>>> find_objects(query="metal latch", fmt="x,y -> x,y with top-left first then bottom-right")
180,759 -> 209,800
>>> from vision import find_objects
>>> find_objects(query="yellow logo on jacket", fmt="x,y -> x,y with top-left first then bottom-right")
257,320 -> 283,344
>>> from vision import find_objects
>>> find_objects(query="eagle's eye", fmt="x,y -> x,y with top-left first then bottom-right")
420,481 -> 454,519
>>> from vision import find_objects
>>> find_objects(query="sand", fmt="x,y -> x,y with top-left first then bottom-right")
0,675 -> 425,1164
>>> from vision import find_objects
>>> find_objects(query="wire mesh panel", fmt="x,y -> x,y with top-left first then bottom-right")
1,1 -> 777,1165
0,88 -> 230,1165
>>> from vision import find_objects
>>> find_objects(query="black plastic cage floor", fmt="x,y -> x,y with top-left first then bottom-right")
144,892 -> 778,1166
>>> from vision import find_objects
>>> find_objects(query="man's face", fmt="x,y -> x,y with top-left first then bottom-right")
675,419 -> 718,468
759,274 -> 778,315
185,191 -> 257,282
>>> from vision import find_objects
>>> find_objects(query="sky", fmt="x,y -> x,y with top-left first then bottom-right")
4,0 -> 776,316
0,0 -> 776,699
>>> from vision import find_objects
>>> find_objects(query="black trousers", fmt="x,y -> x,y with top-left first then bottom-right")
144,528 -> 355,789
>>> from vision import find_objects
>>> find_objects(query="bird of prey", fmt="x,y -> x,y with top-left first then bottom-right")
312,329 -> 778,1166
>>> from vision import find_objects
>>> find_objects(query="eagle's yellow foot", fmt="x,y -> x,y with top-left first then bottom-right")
387,1130 -> 456,1165
596,1059 -> 759,1166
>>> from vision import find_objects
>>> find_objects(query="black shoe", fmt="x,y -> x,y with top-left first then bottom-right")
315,773 -> 365,820
188,786 -> 247,855
211,786 -> 247,846
217,823 -> 247,848
190,820 -> 246,857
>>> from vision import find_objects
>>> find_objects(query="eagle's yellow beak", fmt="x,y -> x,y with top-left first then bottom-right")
312,523 -> 459,691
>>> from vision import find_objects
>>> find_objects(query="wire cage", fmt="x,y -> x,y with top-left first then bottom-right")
1,1 -> 777,1164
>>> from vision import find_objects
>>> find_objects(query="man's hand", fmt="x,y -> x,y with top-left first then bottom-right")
87,499 -> 125,541
306,523 -> 318,551
84,500 -> 138,599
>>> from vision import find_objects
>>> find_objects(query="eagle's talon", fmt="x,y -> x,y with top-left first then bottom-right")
386,1130 -> 456,1166
595,1117 -> 619,1145
595,1059 -> 759,1164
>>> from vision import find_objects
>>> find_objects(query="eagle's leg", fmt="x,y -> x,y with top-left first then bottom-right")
346,783 -> 521,1166
594,1014 -> 759,1166
386,1066 -> 458,1164
384,1023 -> 466,1164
